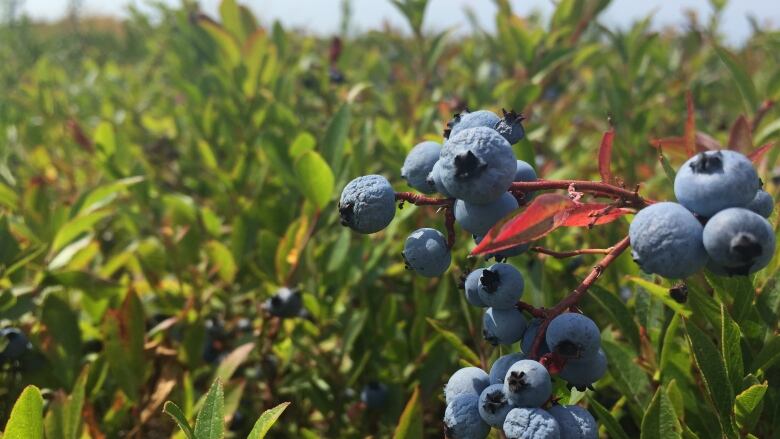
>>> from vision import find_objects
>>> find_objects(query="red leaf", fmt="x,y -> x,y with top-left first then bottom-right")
728,116 -> 753,152
684,91 -> 696,158
650,132 -> 722,156
748,142 -> 775,164
598,129 -> 614,183
695,132 -> 722,151
559,203 -> 632,227
471,194 -> 573,256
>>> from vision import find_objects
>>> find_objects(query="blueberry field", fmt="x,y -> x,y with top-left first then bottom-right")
2,0 -> 780,437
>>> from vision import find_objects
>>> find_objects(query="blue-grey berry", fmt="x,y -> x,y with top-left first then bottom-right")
545,313 -> 601,360
401,141 -> 441,194
746,190 -> 774,218
449,110 -> 501,139
361,382 -> 389,409
262,287 -> 304,318
478,384 -> 516,427
515,160 -> 537,182
629,202 -> 708,278
558,349 -> 607,390
521,319 -> 551,356
483,308 -> 528,346
548,405 -> 597,439
445,367 -> 490,405
339,175 -> 396,234
426,160 -> 453,197
0,328 -> 29,361
504,360 -> 552,407
496,109 -> 526,144
674,150 -> 760,217
402,228 -> 451,277
503,408 -> 561,439
464,269 -> 487,307
474,234 -> 530,261
444,394 -> 491,439
478,263 -> 525,309
489,353 -> 527,384
455,192 -> 519,235
439,127 -> 517,204
702,207 -> 776,275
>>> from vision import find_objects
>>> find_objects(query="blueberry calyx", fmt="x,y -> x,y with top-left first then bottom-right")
500,108 -> 525,124
338,202 -> 354,226
479,268 -> 501,293
554,340 -> 580,358
482,390 -> 507,414
453,151 -> 487,180
730,232 -> 762,262
669,283 -> 688,304
689,151 -> 723,174
483,329 -> 499,346
506,370 -> 528,393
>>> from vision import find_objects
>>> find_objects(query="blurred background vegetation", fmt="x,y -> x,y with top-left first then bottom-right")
1,0 -> 780,437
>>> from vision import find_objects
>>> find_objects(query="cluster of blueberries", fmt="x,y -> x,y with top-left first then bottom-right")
630,150 -> 775,278
443,312 -> 605,439
0,327 -> 29,364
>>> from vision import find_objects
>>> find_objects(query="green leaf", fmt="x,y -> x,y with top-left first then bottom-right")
212,342 -> 255,384
50,210 -> 112,254
322,104 -> 351,175
73,176 -> 144,216
40,294 -> 82,387
4,385 -> 44,439
704,272 -> 755,324
721,305 -> 744,393
198,18 -> 241,67
587,395 -> 630,439
93,121 -> 116,157
289,132 -> 316,160
247,402 -> 290,439
626,277 -> 691,317
294,151 -> 334,210
602,340 -> 651,410
392,386 -> 423,439
683,319 -> 736,437
426,318 -> 480,365
219,0 -> 250,42
590,285 -> 641,351
194,379 -> 225,439
714,45 -> 759,114
750,336 -> 780,372
641,386 -> 682,439
735,383 -> 767,431
44,366 -> 88,439
205,240 -> 237,283
163,401 -> 195,439
658,146 -> 677,183
104,291 -> 147,402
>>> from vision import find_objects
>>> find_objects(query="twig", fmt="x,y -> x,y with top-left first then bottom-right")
509,180 -> 649,208
395,192 -> 453,207
531,246 -> 612,258
444,206 -> 456,249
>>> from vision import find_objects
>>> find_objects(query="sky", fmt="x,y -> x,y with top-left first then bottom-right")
16,0 -> 780,46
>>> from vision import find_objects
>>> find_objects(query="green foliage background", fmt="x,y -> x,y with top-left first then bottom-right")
1,0 -> 780,437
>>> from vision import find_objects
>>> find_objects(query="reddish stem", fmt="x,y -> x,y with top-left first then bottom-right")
531,246 -> 612,258
515,301 -> 548,319
395,192 -> 453,207
528,235 -> 631,359
444,206 -> 456,249
510,180 -> 648,207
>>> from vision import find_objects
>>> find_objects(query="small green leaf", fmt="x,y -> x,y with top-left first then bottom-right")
602,340 -> 651,410
4,385 -> 44,439
104,291 -> 147,402
658,146 -> 676,183
426,318 -> 480,365
735,383 -> 767,431
247,402 -> 290,439
194,379 -> 225,439
714,45 -> 759,114
93,121 -> 116,157
40,294 -> 82,387
50,210 -> 112,254
590,285 -> 641,351
641,386 -> 682,439
289,132 -> 316,160
44,366 -> 89,439
720,305 -> 744,393
219,0 -> 250,42
322,104 -> 351,175
751,336 -> 780,372
294,151 -> 334,210
392,386 -> 423,439
587,396 -> 630,439
683,320 -> 736,437
205,240 -> 237,283
626,277 -> 691,317
212,342 -> 255,384
163,401 -> 195,439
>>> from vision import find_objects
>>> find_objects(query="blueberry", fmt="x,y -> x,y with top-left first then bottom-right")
339,175 -> 396,234
629,202 -> 708,278
402,228 -> 451,277
439,127 -> 517,204
0,328 -> 29,361
483,307 -> 527,346
444,394 -> 491,439
495,109 -> 526,144
202,320 -> 228,364
674,150 -> 760,217
558,349 -> 607,390
548,405 -> 598,439
360,381 -> 389,409
478,384 -> 515,427
478,263 -> 525,309
426,160 -> 454,197
702,207 -> 776,275
514,160 -> 537,182
521,319 -> 551,356
444,366 -> 490,405
489,353 -> 526,384
503,360 -> 552,407
503,407 -> 561,439
401,141 -> 441,194
455,192 -> 519,235
464,269 -> 487,307
474,235 -> 530,261
746,190 -> 774,218
545,313 -> 601,360
448,110 -> 501,139
262,287 -> 304,318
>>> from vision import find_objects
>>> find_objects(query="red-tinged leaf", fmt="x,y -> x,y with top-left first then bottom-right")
598,129 -> 615,183
695,132 -> 722,151
748,143 -> 775,164
728,116 -> 753,152
684,91 -> 696,158
471,194 -> 574,256
651,132 -> 722,156
559,204 -> 633,227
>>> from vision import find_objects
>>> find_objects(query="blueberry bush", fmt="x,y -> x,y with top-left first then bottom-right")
1,0 -> 780,437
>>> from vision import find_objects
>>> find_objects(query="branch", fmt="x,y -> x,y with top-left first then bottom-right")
509,180 -> 649,207
395,192 -> 453,207
528,235 -> 631,359
531,246 -> 612,258
444,206 -> 456,249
